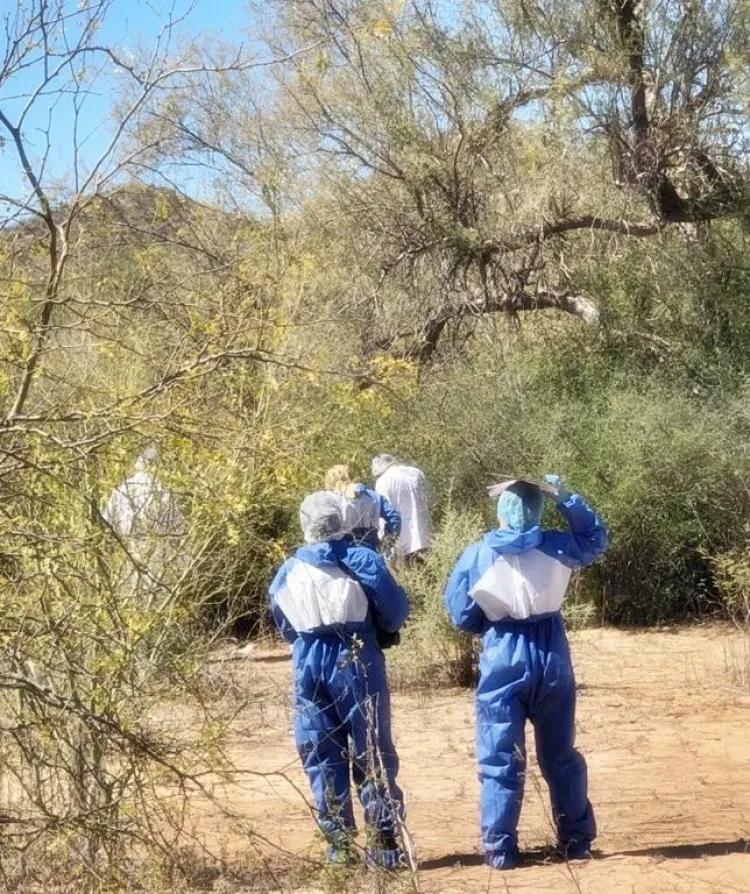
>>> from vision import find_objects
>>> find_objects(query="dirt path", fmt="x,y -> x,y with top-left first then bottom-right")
202,625 -> 750,893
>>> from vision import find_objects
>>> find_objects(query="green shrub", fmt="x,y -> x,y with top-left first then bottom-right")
377,322 -> 750,625
711,532 -> 750,624
711,536 -> 750,691
548,385 -> 750,624
388,503 -> 484,690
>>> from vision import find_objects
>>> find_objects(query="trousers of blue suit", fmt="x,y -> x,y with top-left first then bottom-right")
293,633 -> 403,850
476,613 -> 595,857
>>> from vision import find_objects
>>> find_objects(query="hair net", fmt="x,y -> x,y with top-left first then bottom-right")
371,454 -> 395,478
497,481 -> 543,532
299,491 -> 346,543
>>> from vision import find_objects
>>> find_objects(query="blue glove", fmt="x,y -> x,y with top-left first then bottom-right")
544,474 -> 571,503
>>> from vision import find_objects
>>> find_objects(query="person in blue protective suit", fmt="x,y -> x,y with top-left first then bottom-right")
269,491 -> 410,868
325,464 -> 402,551
444,475 -> 608,870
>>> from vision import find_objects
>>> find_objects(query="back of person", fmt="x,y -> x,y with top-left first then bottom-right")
444,476 -> 607,870
464,527 -> 589,622
102,451 -> 188,600
272,539 -> 385,736
338,486 -> 383,547
271,532 -> 409,678
272,545 -> 370,636
269,492 -> 409,869
373,461 -> 432,556
105,470 -> 179,543
324,465 -> 401,550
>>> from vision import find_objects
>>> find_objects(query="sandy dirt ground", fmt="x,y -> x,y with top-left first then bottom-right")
199,625 -> 750,893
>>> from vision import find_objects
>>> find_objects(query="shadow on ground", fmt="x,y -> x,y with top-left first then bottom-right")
418,838 -> 749,871
616,838 -> 748,860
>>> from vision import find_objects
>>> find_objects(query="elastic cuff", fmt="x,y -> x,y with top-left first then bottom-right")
484,849 -> 519,870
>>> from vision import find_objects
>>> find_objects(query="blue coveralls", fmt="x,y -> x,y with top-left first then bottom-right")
345,485 -> 402,550
269,538 -> 409,865
444,494 -> 607,864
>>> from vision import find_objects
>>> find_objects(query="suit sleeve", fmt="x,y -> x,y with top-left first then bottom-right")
542,494 -> 608,569
444,545 -> 486,635
268,560 -> 298,644
376,491 -> 402,537
342,546 -> 410,633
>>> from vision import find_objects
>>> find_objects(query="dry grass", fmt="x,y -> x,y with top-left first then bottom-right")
722,624 -> 750,691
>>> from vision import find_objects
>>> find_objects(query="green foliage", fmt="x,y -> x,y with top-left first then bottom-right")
0,459 -> 232,890
374,231 -> 750,624
2,0 -> 750,883
388,503 -> 484,690
711,531 -> 750,624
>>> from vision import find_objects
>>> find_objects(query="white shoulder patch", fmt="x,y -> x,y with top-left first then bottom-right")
469,549 -> 572,621
274,561 -> 369,633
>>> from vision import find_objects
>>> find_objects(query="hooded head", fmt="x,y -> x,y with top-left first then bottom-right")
497,481 -> 543,533
299,491 -> 346,544
371,454 -> 395,478
134,444 -> 159,473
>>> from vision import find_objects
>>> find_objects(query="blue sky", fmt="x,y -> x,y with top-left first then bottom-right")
0,0 -> 258,210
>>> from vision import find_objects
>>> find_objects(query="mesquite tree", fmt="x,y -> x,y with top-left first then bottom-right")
153,0 -> 748,366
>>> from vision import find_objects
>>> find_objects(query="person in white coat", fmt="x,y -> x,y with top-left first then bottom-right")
371,454 -> 433,561
102,446 -> 188,604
